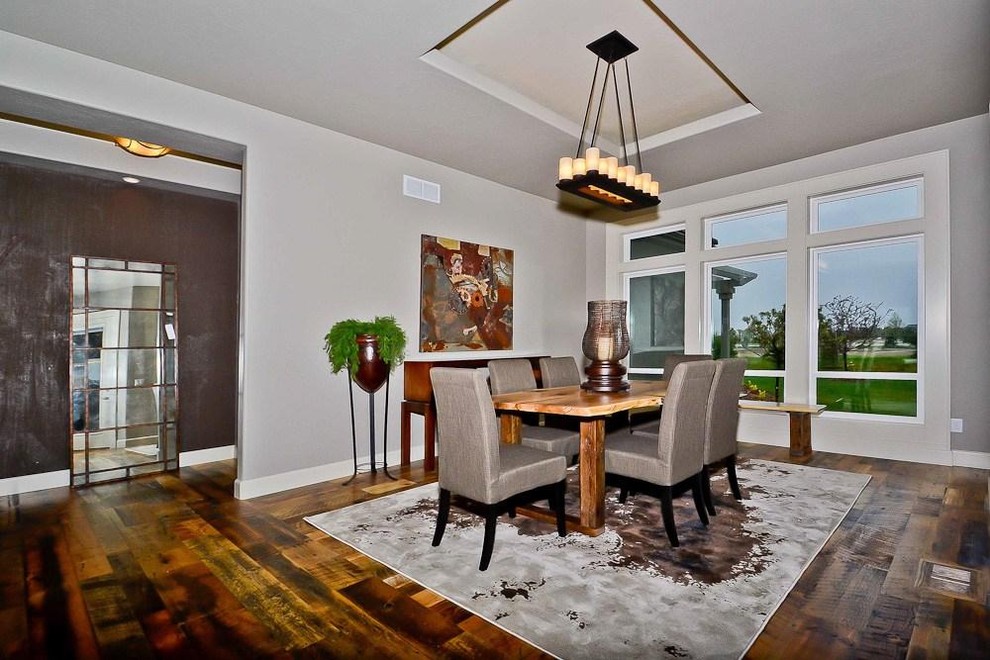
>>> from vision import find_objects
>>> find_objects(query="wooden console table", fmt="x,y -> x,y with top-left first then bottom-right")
400,356 -> 545,471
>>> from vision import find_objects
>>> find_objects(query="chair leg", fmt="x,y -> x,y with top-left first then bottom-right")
432,488 -> 450,547
659,486 -> 679,547
702,466 -> 717,517
507,505 -> 516,519
479,510 -> 498,571
692,473 -> 710,526
553,480 -> 567,537
726,455 -> 743,500
618,486 -> 629,504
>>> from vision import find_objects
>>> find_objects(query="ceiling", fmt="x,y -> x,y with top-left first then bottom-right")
1,1 -> 987,216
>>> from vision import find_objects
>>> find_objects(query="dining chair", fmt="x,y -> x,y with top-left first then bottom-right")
429,368 -> 568,570
604,360 -> 717,547
488,359 -> 580,460
538,356 -> 582,388
628,353 -> 713,433
702,358 -> 749,516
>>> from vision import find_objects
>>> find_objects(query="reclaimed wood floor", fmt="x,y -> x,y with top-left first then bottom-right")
1,443 -> 987,658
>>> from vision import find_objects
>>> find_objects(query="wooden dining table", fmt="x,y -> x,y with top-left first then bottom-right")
491,380 -> 668,536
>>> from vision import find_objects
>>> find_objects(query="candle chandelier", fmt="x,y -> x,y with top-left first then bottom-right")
556,31 -> 660,212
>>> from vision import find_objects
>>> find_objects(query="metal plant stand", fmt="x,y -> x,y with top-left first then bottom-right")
342,371 -> 396,485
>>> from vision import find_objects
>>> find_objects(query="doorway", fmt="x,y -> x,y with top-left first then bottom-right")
70,256 -> 178,486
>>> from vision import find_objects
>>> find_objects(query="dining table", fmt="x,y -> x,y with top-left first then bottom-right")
490,380 -> 668,536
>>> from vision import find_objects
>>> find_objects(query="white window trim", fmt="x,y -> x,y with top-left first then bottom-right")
704,201 -> 788,251
703,251 -> 787,381
605,150 -> 950,464
810,176 -> 924,234
809,234 -> 925,423
623,265 -> 686,376
623,223 -> 687,262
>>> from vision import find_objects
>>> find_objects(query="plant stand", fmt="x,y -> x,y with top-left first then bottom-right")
343,371 -> 396,484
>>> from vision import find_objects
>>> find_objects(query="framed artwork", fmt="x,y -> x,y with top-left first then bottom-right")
419,234 -> 513,352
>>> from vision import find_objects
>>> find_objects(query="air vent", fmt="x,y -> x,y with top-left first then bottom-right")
403,175 -> 441,204
917,559 -> 985,603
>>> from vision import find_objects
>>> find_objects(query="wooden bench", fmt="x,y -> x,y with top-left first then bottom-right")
737,401 -> 827,460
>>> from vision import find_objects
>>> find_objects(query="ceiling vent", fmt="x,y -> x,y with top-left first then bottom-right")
403,175 -> 441,204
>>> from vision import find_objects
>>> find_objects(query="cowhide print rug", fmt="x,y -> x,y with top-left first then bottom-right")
306,459 -> 870,659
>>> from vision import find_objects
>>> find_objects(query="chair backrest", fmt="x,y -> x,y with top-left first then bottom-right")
430,368 -> 501,503
705,358 -> 748,464
539,356 -> 582,388
487,358 -> 537,394
656,360 -> 717,485
662,353 -> 712,381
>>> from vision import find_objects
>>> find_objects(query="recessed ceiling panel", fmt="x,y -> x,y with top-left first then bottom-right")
430,0 -> 750,148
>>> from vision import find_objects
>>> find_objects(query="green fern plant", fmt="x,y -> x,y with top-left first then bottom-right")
323,316 -> 407,376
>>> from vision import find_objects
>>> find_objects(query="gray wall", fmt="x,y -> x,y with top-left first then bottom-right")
650,114 -> 989,453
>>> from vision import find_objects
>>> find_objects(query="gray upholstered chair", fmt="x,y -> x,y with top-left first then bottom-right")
702,358 -> 748,515
538,356 -> 582,388
488,359 -> 580,460
429,368 -> 567,570
628,353 -> 713,433
604,360 -> 717,547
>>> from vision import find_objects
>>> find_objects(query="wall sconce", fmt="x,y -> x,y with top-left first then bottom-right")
581,300 -> 630,392
114,137 -> 171,158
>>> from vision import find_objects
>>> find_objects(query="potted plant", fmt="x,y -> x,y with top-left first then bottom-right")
323,315 -> 407,393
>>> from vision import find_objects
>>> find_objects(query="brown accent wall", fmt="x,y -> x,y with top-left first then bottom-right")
0,161 -> 239,479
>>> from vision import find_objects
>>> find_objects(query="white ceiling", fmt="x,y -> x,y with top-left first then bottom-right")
1,1 -> 988,215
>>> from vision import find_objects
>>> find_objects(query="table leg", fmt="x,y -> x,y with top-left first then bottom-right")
578,418 -> 606,531
499,414 -> 521,444
400,401 -> 412,467
424,408 -> 437,472
789,412 -> 813,459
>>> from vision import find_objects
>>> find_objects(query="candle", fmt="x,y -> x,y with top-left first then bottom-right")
596,336 -> 614,360
585,147 -> 600,172
605,156 -> 618,179
573,158 -> 587,176
650,180 -> 660,197
558,157 -> 573,180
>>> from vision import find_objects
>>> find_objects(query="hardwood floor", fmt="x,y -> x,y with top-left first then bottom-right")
1,443 -> 986,658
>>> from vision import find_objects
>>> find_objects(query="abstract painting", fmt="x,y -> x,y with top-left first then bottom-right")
419,234 -> 513,352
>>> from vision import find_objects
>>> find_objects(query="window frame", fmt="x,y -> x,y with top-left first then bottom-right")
623,223 -> 687,262
809,234 -> 924,423
623,265 -> 687,376
704,202 -> 788,251
810,176 -> 924,234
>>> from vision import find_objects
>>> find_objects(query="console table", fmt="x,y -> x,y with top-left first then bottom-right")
400,356 -> 545,471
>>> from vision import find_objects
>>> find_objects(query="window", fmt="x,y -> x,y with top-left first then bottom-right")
624,225 -> 686,261
706,255 -> 786,401
625,268 -> 685,374
705,203 -> 786,249
812,238 -> 920,418
812,177 -> 922,233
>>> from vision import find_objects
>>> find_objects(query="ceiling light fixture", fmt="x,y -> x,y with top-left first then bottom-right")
557,31 -> 660,212
121,176 -> 141,184
114,137 -> 171,158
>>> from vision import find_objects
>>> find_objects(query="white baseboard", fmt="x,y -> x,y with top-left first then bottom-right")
179,445 -> 236,467
0,470 -> 70,496
0,445 -> 237,496
234,449 -> 403,500
952,450 -> 990,469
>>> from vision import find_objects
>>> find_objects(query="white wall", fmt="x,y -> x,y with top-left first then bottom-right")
592,113 -> 990,460
0,31 -> 591,496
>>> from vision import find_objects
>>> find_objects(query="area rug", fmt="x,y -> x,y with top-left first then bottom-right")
306,460 -> 869,659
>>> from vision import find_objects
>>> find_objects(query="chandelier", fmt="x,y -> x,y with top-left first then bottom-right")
114,137 -> 171,158
556,31 -> 660,212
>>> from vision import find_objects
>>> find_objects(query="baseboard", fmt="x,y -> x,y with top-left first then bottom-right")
0,470 -> 70,496
234,449 -> 403,500
179,445 -> 236,467
952,450 -> 990,469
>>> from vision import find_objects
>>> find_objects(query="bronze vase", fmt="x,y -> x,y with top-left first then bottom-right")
353,334 -> 389,394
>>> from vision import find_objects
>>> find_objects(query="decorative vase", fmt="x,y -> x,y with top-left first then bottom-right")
581,300 -> 630,393
353,334 -> 389,394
